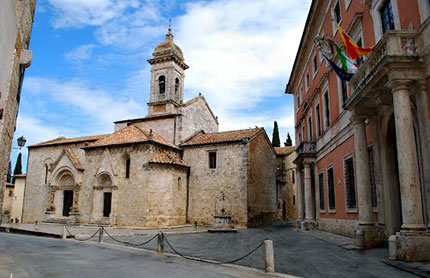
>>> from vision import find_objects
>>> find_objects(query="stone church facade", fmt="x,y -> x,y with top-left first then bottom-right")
22,28 -> 277,228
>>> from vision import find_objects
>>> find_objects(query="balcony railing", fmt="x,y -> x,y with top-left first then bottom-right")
296,141 -> 316,156
350,30 -> 421,94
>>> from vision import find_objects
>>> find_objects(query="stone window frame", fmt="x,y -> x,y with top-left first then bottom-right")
370,0 -> 401,42
326,164 -> 336,213
318,169 -> 326,213
332,0 -> 343,36
312,51 -> 318,78
344,0 -> 352,11
321,82 -> 331,131
343,153 -> 358,213
307,112 -> 313,141
305,73 -> 310,92
314,98 -> 322,139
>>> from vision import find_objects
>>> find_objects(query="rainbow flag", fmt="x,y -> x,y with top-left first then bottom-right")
336,24 -> 373,59
330,39 -> 358,73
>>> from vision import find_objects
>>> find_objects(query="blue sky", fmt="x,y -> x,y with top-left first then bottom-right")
11,0 -> 311,171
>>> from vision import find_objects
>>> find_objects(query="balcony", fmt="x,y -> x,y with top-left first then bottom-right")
293,141 -> 316,164
344,24 -> 428,112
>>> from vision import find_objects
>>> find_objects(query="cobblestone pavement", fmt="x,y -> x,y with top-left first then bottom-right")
0,232 -> 293,278
96,223 -> 418,278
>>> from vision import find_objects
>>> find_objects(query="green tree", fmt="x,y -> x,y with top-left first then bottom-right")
272,121 -> 280,147
13,153 -> 22,183
285,132 -> 293,146
6,161 -> 12,183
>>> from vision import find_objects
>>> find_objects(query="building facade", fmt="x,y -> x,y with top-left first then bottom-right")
275,146 -> 297,221
0,0 -> 36,219
1,174 -> 26,223
286,0 -> 430,261
22,29 -> 277,228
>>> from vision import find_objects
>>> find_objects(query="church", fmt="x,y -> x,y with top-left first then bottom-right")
22,28 -> 277,228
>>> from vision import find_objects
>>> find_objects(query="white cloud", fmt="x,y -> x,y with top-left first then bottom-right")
48,0 -> 139,28
64,44 -> 97,64
23,77 -> 142,130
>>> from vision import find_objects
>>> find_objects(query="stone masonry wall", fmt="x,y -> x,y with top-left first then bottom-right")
180,98 -> 218,143
183,142 -> 248,227
0,0 -> 36,214
247,132 -> 277,226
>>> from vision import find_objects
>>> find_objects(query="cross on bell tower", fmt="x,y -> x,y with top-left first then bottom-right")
147,26 -> 189,116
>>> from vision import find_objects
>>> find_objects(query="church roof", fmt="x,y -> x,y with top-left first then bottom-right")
149,149 -> 188,167
274,146 -> 295,156
182,127 -> 264,147
29,135 -> 106,148
85,124 -> 179,150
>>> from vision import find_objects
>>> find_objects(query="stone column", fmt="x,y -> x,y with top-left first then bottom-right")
296,167 -> 304,222
351,116 -> 374,225
370,115 -> 385,225
304,163 -> 314,221
391,80 -> 425,231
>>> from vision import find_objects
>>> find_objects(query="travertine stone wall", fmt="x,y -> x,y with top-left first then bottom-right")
0,0 -> 36,214
247,132 -> 276,226
183,143 -> 248,226
140,118 -> 176,143
23,142 -> 187,227
23,143 -> 88,223
276,151 -> 297,221
318,217 -> 358,238
180,98 -> 218,143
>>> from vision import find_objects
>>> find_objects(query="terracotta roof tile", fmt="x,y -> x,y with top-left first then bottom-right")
182,127 -> 263,146
86,125 -> 178,149
149,149 -> 188,167
64,149 -> 84,170
274,146 -> 295,156
30,135 -> 106,148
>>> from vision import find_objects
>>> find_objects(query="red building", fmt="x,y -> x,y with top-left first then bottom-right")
286,0 -> 430,261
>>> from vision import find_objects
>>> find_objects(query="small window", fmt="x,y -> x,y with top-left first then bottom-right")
125,158 -> 130,178
175,77 -> 179,93
328,168 -> 336,210
324,92 -> 331,128
341,79 -> 348,104
308,116 -> 313,141
297,95 -> 300,109
305,73 -> 310,90
158,75 -> 166,94
344,157 -> 356,209
312,55 -> 318,75
45,165 -> 49,184
316,104 -> 321,136
9,191 -> 13,197
334,1 -> 342,23
319,172 -> 325,210
293,195 -> 296,205
302,126 -> 305,141
209,152 -> 216,169
0,109 -> 3,120
380,0 -> 395,34
292,170 -> 295,183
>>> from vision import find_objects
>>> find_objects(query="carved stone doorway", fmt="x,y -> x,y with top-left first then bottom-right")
62,190 -> 74,217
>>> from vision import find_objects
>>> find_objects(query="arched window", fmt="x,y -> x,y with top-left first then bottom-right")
158,75 -> 165,94
175,77 -> 180,94
45,165 -> 49,184
125,158 -> 130,179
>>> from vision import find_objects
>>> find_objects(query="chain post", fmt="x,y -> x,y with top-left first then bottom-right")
98,227 -> 104,244
264,240 -> 275,273
157,232 -> 164,254
62,226 -> 67,239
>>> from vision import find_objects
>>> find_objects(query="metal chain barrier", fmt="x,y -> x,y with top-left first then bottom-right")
65,226 -> 101,242
102,227 -> 159,247
160,232 -> 265,265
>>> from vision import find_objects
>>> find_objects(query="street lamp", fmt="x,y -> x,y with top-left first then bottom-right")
12,135 -> 26,150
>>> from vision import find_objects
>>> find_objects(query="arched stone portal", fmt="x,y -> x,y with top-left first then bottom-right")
91,173 -> 115,225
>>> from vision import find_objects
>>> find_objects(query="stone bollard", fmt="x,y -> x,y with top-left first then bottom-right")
157,232 -> 164,254
34,221 -> 39,232
98,228 -> 104,244
388,235 -> 397,260
62,226 -> 67,239
355,229 -> 364,249
264,240 -> 275,273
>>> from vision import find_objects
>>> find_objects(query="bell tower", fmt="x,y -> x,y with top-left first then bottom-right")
147,28 -> 189,116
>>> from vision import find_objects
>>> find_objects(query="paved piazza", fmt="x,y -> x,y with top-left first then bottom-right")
96,223 -> 415,277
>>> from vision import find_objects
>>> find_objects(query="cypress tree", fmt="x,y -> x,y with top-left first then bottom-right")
6,161 -> 12,183
272,121 -> 280,147
13,153 -> 23,183
285,132 -> 293,146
